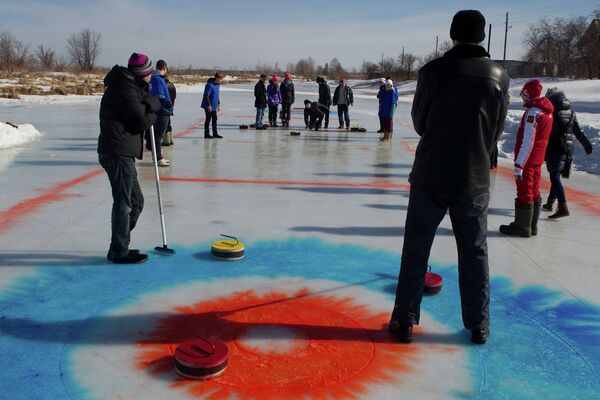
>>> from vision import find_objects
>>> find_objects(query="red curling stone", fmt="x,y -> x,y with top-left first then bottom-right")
174,338 -> 229,380
424,271 -> 443,295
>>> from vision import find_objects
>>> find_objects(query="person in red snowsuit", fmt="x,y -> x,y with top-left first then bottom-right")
500,79 -> 554,237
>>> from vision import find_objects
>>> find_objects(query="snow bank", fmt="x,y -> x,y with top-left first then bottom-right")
0,122 -> 43,149
0,94 -> 101,105
498,111 -> 600,175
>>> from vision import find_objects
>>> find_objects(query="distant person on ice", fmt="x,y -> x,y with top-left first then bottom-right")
378,79 -> 398,142
149,59 -> 173,166
388,10 -> 509,345
333,79 -> 354,130
316,77 -> 332,128
201,72 -> 223,138
267,75 -> 281,127
376,77 -> 387,133
303,100 -> 328,130
280,72 -> 295,127
162,72 -> 177,146
254,74 -> 268,129
542,88 -> 593,219
97,52 -> 160,264
500,79 -> 554,237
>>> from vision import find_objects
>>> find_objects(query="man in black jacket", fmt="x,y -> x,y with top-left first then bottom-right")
97,53 -> 160,264
542,88 -> 593,218
388,10 -> 509,345
317,77 -> 332,128
254,74 -> 268,129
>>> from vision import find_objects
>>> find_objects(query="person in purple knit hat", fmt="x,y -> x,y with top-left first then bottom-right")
97,52 -> 160,264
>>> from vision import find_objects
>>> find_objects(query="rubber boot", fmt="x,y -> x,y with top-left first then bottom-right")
531,198 -> 542,236
499,201 -> 533,237
542,198 -> 555,212
380,131 -> 391,142
549,202 -> 570,219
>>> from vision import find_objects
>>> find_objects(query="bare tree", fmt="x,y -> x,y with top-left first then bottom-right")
54,54 -> 69,71
294,57 -> 316,77
36,45 -> 55,70
67,28 -> 102,71
523,17 -> 590,77
0,31 -> 30,73
328,57 -> 346,80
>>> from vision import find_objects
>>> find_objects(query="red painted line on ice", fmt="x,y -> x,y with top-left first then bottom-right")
173,117 -> 205,138
161,176 -> 410,190
0,168 -> 104,234
0,119 -> 206,236
494,166 -> 600,216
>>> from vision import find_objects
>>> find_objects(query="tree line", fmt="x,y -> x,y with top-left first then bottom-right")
0,28 -> 101,74
522,9 -> 600,79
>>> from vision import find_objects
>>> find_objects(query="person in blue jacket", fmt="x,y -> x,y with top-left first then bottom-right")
379,79 -> 398,142
201,72 -> 223,138
149,59 -> 173,166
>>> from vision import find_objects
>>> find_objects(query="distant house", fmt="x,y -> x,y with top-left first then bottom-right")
577,19 -> 600,79
492,60 -> 545,78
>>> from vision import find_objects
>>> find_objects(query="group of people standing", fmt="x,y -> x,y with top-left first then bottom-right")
254,75 -> 356,130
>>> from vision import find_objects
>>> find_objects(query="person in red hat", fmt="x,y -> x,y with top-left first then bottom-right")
500,79 -> 554,237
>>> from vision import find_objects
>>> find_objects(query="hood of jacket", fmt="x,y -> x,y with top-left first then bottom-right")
547,90 -> 571,111
104,65 -> 147,88
207,77 -> 217,85
526,96 -> 554,114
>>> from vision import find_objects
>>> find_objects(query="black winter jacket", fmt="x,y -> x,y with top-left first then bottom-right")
254,80 -> 267,108
98,66 -> 160,159
280,80 -> 295,105
304,102 -> 329,126
166,77 -> 176,107
333,85 -> 354,106
410,44 -> 510,200
545,91 -> 592,161
318,82 -> 332,106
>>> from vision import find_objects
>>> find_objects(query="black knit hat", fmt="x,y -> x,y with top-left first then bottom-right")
450,10 -> 486,44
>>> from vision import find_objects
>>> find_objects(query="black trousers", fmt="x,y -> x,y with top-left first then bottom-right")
337,104 -> 350,126
323,106 -> 330,128
204,109 -> 218,134
268,105 -> 278,123
99,154 -> 144,259
281,103 -> 292,122
391,188 -> 490,330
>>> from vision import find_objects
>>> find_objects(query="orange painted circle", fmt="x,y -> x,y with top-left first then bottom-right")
137,287 -> 419,399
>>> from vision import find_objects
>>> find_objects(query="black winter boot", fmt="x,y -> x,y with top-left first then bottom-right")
542,198 -> 555,212
388,320 -> 413,343
471,328 -> 489,344
531,198 -> 542,236
499,201 -> 534,237
549,202 -> 570,219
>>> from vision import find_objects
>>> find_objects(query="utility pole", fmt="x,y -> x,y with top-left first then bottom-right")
487,24 -> 492,55
435,35 -> 439,57
503,12 -> 509,68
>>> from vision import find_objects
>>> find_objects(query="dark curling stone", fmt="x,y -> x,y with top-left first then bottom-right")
174,338 -> 229,380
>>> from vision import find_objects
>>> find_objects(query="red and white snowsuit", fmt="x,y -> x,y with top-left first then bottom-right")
513,97 -> 554,204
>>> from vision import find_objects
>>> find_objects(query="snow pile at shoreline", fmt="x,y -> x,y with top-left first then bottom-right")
498,111 -> 600,175
0,122 -> 43,149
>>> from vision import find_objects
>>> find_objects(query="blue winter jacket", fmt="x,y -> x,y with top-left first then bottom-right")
201,78 -> 220,110
267,82 -> 281,107
378,86 -> 398,118
149,71 -> 173,115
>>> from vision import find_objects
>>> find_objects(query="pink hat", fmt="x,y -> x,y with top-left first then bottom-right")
272,74 -> 279,82
128,53 -> 153,78
284,72 -> 292,79
520,79 -> 543,101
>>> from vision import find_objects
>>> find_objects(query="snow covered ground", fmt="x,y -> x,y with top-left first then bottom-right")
0,121 -> 43,149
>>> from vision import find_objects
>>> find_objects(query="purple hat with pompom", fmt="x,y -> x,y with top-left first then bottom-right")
127,53 -> 153,78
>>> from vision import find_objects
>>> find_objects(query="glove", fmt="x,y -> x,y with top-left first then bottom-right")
514,164 -> 523,180
584,143 -> 593,155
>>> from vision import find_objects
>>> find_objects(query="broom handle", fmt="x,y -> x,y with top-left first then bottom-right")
149,125 -> 169,247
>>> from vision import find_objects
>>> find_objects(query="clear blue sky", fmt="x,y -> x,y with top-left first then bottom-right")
0,0 -> 598,69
